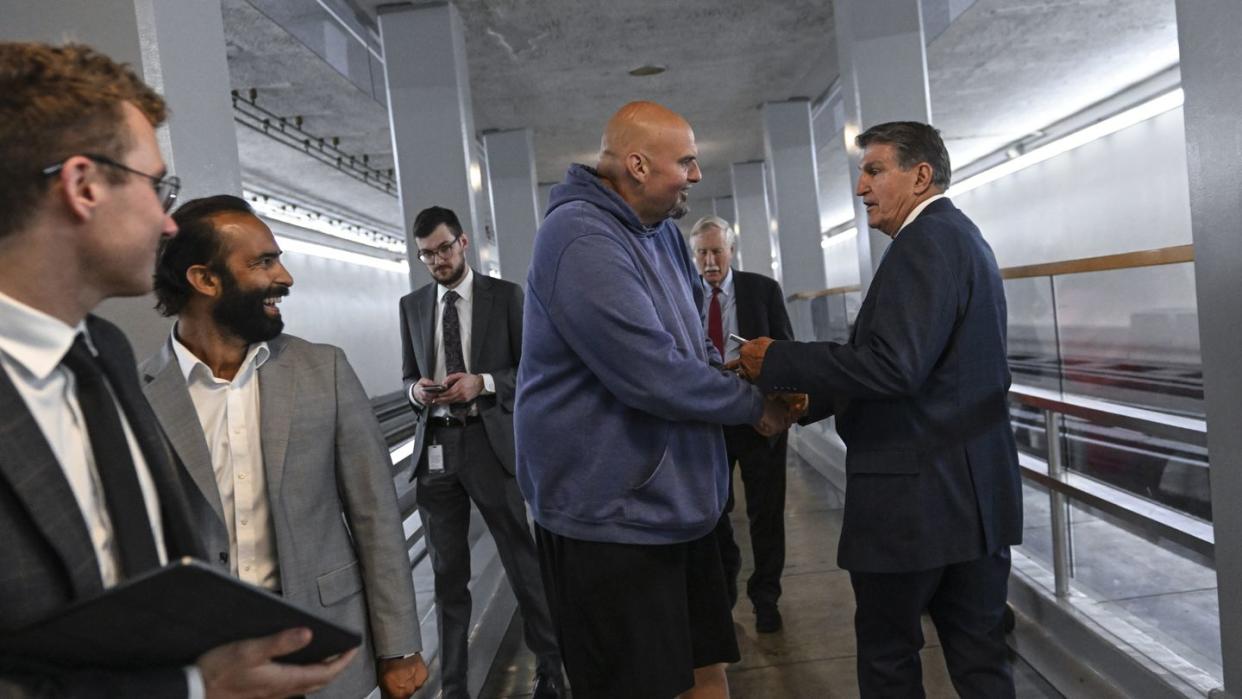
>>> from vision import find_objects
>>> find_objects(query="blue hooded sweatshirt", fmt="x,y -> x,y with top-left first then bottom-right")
515,164 -> 765,545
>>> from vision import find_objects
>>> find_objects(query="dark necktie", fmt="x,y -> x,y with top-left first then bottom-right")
708,286 -> 724,358
442,290 -> 469,417
60,334 -> 161,579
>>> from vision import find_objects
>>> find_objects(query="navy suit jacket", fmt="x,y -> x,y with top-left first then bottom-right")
759,197 -> 1022,573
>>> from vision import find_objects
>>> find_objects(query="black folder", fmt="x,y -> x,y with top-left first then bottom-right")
0,558 -> 361,669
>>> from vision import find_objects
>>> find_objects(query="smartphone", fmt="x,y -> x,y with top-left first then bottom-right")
728,333 -> 749,346
423,384 -> 447,394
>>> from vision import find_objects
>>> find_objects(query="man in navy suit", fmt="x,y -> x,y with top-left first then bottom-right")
732,122 -> 1022,698
688,216 -> 794,633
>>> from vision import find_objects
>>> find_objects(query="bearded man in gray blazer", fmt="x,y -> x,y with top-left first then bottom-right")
398,206 -> 561,699
140,195 -> 427,699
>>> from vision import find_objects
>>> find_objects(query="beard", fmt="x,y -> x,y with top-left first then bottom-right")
213,268 -> 288,344
667,190 -> 691,220
432,256 -> 467,287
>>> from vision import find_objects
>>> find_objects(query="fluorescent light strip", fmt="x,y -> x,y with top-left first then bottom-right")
821,229 -> 857,249
246,191 -> 406,255
949,88 -> 1184,196
819,88 -> 1185,237
276,235 -> 409,273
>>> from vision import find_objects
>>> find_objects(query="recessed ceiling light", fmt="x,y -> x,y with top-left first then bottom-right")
628,64 -> 667,77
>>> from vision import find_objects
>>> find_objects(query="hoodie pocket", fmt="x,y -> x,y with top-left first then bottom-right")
631,423 -> 671,491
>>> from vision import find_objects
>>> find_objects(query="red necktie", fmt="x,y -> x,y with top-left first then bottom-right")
708,287 -> 724,357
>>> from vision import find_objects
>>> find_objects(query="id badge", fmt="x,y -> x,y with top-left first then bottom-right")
427,444 -> 445,473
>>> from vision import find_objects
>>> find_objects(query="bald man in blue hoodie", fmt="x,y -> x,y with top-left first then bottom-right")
516,101 -> 801,699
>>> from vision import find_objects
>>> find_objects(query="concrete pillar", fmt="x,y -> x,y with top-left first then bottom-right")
379,1 -> 482,290
730,161 -> 776,280
482,128 -> 540,286
537,183 -> 555,221
763,100 -> 823,338
1,0 -> 241,356
833,0 -> 932,296
1175,1 -> 1242,694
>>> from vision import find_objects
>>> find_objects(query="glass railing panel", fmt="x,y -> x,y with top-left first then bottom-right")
1005,276 -> 1062,392
1062,497 -> 1222,675
1058,411 -> 1211,521
1016,480 -> 1055,573
1052,262 -> 1203,418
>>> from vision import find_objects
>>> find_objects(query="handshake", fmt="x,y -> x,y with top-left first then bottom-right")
724,337 -> 808,437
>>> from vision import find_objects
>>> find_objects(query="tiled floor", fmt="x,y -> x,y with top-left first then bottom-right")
480,452 -> 1062,698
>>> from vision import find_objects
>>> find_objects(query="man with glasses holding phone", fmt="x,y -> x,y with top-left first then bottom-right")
398,206 -> 562,699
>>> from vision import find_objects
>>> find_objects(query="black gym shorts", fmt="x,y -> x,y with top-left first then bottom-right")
535,524 -> 740,699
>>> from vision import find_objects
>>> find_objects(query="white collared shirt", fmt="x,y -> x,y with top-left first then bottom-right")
417,266 -> 494,416
0,290 -> 168,588
171,330 -> 280,591
895,193 -> 947,238
699,268 -> 740,363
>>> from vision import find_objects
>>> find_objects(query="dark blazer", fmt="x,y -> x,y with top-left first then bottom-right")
399,271 -> 523,473
733,269 -> 795,348
759,198 -> 1022,573
725,269 -> 794,454
0,316 -> 206,697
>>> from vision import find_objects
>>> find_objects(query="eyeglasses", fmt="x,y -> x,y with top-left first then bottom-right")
41,153 -> 181,213
416,236 -> 462,263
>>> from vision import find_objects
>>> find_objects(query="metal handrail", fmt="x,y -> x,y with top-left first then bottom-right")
1007,383 -> 1214,597
791,244 -> 1196,299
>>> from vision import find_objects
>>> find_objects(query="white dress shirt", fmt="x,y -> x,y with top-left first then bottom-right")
896,193 -> 947,238
699,268 -> 741,363
0,290 -> 169,588
413,266 -> 494,417
172,330 -> 281,591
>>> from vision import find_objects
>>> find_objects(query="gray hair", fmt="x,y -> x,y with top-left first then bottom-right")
689,215 -> 737,250
856,121 -> 952,190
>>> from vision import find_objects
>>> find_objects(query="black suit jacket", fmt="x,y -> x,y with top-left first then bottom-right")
722,270 -> 794,455
0,316 -> 206,697
399,271 -> 523,473
759,198 -> 1022,573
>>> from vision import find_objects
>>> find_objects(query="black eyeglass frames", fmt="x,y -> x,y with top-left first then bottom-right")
41,153 -> 181,213
416,236 -> 462,263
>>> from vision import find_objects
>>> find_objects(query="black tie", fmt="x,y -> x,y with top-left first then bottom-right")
61,334 -> 161,579
442,290 -> 469,418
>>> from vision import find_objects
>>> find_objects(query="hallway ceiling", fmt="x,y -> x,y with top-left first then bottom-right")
220,0 -> 1178,235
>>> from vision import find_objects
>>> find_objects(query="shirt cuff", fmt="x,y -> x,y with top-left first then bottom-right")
380,651 -> 421,660
408,384 -> 424,410
481,373 -> 495,395
184,666 -> 204,699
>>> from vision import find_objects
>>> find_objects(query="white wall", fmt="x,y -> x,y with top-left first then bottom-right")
953,107 -> 1192,267
274,237 -> 410,398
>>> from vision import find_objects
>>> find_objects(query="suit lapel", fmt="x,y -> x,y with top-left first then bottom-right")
142,341 -> 226,526
470,274 -> 493,370
259,336 -> 294,498
0,368 -> 103,598
732,271 -> 760,340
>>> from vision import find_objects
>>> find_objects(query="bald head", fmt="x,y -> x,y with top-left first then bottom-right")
596,101 -> 701,225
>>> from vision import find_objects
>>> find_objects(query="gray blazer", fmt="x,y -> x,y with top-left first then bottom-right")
398,271 -> 523,473
0,316 -> 206,697
141,333 -> 421,698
